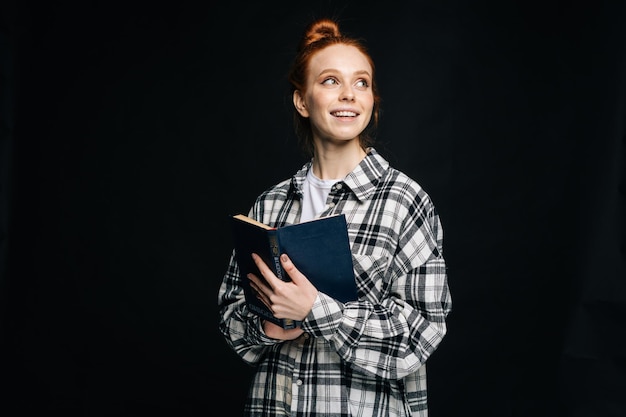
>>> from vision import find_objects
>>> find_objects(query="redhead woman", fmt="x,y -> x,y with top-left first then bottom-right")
218,17 -> 451,417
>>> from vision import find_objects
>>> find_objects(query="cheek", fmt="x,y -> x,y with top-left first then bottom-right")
308,91 -> 328,109
307,99 -> 330,119
358,92 -> 374,108
362,99 -> 375,117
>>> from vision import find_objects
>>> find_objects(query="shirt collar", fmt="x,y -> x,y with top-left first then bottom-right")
290,147 -> 389,203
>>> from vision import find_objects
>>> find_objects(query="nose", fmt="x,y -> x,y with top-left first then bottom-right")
340,86 -> 355,101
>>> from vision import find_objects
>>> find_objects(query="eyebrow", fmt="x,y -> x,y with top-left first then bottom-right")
318,68 -> 372,78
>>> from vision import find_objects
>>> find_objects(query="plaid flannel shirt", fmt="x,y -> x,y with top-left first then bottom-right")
218,148 -> 452,417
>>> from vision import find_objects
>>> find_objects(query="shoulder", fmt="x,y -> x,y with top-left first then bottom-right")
354,148 -> 436,212
252,177 -> 293,209
379,165 -> 434,209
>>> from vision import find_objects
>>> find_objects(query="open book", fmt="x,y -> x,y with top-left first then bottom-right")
229,213 -> 357,329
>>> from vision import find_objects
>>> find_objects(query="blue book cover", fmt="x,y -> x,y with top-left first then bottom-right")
229,213 -> 357,329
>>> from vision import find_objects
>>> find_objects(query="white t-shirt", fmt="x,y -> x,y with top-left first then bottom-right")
300,168 -> 341,222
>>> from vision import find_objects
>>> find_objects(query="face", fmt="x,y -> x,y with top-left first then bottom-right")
294,44 -> 374,145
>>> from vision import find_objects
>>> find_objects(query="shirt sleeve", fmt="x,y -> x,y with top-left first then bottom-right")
301,200 -> 452,380
217,250 -> 282,365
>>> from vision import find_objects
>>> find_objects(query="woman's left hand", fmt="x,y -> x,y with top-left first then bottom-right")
248,253 -> 318,322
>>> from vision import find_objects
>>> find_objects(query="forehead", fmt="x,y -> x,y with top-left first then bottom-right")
308,44 -> 372,76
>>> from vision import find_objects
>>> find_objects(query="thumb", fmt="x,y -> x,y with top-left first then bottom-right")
280,254 -> 305,284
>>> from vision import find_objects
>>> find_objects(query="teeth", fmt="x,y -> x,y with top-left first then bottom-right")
333,111 -> 356,117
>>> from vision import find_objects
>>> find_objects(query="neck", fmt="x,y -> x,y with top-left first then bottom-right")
311,142 -> 367,180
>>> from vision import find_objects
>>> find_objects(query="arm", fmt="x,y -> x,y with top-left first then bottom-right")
301,203 -> 452,380
217,251 -> 282,365
218,183 -> 303,363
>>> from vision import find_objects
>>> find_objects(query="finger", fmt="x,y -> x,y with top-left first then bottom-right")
249,274 -> 274,309
249,275 -> 271,298
256,292 -> 273,311
248,272 -> 271,294
251,253 -> 280,290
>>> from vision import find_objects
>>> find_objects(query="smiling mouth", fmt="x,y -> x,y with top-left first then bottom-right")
331,111 -> 358,117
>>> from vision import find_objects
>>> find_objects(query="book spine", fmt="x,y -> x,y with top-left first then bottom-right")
268,231 -> 300,328
268,231 -> 284,280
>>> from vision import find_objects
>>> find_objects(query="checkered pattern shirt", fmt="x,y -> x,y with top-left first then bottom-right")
218,148 -> 452,416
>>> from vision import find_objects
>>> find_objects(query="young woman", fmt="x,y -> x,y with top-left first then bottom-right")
218,17 -> 452,417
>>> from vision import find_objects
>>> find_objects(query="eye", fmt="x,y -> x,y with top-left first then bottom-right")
322,77 -> 338,85
356,79 -> 369,88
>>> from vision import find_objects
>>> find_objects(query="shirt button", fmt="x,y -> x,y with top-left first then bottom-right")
303,333 -> 309,339
296,379 -> 303,386
328,202 -> 335,208
335,183 -> 342,190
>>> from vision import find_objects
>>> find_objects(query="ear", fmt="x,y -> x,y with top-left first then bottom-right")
293,90 -> 309,117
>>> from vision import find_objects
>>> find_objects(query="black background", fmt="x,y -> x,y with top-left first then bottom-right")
1,1 -> 625,416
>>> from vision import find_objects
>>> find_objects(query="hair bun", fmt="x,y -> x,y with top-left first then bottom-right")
301,18 -> 341,49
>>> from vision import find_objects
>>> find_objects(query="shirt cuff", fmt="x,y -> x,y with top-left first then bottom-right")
301,292 -> 345,337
